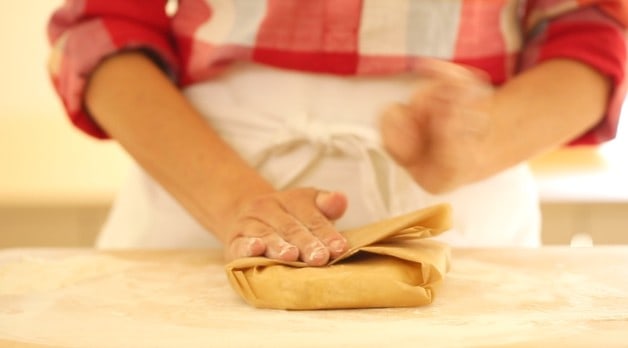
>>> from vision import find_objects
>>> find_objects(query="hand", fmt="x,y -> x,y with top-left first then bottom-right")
380,60 -> 495,194
224,188 -> 349,266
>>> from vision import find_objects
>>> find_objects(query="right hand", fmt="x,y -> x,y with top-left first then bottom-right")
380,60 -> 495,194
224,188 -> 349,266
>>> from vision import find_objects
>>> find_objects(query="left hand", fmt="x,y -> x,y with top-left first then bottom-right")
380,60 -> 496,194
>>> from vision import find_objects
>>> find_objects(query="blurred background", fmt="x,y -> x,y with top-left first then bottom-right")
1,2 -> 131,247
1,1 -> 626,248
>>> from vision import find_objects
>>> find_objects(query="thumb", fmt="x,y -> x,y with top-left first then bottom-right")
315,191 -> 347,221
380,103 -> 424,166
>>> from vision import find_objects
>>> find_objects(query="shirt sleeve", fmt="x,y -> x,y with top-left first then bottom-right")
520,1 -> 628,145
48,0 -> 179,139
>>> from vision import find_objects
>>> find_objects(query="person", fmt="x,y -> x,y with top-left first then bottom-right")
48,1 -> 627,265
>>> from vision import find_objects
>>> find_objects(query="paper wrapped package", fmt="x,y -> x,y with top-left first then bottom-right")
225,204 -> 452,310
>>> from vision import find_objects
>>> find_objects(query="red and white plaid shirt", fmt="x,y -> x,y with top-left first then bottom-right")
48,0 -> 627,144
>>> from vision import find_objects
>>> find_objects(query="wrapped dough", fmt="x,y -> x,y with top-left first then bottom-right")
225,204 -> 452,310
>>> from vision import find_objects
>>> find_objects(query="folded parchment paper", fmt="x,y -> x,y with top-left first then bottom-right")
225,204 -> 451,310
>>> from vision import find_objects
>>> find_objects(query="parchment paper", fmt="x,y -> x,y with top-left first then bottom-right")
225,204 -> 452,310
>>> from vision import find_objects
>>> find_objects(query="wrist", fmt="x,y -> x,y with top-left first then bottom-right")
197,173 -> 276,244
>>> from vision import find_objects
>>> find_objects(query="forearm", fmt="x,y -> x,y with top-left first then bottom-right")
483,58 -> 610,175
85,51 -> 274,243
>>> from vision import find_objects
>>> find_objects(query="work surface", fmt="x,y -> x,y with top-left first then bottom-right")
0,248 -> 627,348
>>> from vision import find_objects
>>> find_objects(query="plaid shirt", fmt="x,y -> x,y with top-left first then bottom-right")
48,0 -> 627,144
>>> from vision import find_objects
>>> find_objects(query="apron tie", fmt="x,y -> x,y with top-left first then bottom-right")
251,112 -> 399,220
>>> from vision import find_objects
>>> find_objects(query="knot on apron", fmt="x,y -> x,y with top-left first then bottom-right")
252,112 -> 399,220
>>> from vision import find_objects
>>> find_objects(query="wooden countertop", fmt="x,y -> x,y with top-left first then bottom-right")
1,247 -> 627,347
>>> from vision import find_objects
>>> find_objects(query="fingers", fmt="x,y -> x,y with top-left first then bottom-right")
227,231 -> 299,261
275,189 -> 348,264
227,188 -> 349,266
228,236 -> 266,259
263,208 -> 331,265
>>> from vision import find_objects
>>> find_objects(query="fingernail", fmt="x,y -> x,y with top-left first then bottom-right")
278,246 -> 289,257
308,247 -> 328,263
315,191 -> 331,208
329,239 -> 346,254
278,244 -> 297,258
244,238 -> 260,257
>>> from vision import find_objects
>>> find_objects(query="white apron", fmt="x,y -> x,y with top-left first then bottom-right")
98,63 -> 541,249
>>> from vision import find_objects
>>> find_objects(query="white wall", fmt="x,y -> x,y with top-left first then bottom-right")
1,1 -> 66,120
0,1 -> 130,205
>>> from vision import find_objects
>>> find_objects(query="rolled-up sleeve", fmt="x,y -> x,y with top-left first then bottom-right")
48,0 -> 179,139
520,0 -> 628,145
